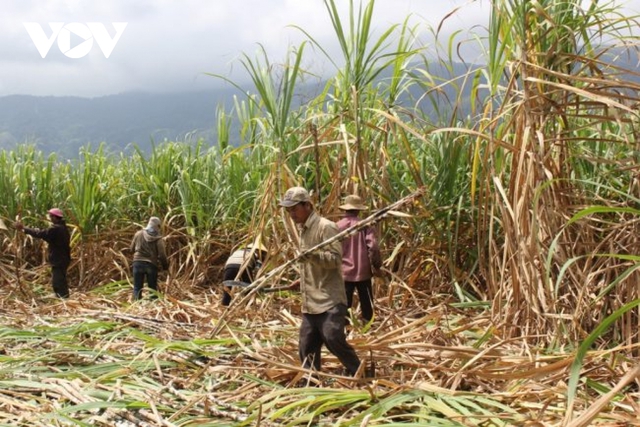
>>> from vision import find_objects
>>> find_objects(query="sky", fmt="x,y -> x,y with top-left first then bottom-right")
1,0 -> 639,98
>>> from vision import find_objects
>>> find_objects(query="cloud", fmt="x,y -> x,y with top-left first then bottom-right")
1,0 -> 638,97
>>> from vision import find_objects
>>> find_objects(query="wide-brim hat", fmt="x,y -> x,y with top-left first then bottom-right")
339,194 -> 367,211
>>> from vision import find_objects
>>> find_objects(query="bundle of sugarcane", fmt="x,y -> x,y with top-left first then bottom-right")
211,186 -> 425,334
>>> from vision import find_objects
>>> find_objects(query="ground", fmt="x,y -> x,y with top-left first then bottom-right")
1,279 -> 639,426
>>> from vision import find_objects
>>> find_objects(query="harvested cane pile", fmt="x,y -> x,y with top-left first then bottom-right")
1,274 -> 640,426
0,190 -> 639,426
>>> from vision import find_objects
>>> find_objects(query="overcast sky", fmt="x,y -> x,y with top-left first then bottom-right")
1,0 -> 639,98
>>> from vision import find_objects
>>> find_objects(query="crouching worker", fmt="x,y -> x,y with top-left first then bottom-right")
130,216 -> 169,300
222,241 -> 267,306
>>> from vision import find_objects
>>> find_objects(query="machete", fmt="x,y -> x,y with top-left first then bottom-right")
222,280 -> 297,294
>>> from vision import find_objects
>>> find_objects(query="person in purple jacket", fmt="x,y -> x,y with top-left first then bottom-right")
336,195 -> 382,323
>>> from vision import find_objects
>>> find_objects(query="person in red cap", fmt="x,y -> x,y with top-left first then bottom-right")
15,208 -> 72,298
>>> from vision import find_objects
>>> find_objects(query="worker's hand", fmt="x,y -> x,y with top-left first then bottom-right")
297,252 -> 311,262
14,221 -> 24,231
298,251 -> 320,263
372,267 -> 384,278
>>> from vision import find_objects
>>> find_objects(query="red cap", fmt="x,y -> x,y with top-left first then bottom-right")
48,208 -> 64,218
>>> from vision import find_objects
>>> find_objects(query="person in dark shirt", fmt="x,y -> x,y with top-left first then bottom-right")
16,208 -> 71,298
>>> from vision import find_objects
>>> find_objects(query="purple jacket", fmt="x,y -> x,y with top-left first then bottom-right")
336,213 -> 382,282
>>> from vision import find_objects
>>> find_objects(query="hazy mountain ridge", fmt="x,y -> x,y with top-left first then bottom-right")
0,60 -> 477,158
1,52 -> 634,158
0,90 -> 236,158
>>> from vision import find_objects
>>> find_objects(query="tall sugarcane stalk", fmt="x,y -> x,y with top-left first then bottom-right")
12,213 -> 34,300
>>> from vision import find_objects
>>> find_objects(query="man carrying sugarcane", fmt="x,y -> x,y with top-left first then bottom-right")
15,208 -> 71,298
279,186 -> 366,377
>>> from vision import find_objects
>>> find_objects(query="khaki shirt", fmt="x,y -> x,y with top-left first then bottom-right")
299,211 -> 346,314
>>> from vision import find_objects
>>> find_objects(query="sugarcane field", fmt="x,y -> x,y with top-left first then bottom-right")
3,0 -> 640,426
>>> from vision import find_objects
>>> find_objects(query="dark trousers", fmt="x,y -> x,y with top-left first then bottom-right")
345,278 -> 373,322
51,264 -> 70,298
222,264 -> 251,306
132,261 -> 158,300
299,304 -> 361,376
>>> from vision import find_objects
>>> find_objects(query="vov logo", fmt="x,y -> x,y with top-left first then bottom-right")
24,22 -> 127,59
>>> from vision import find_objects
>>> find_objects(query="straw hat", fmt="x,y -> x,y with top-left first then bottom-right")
339,194 -> 367,211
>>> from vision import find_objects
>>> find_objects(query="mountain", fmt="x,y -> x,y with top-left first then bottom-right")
1,51 -> 633,159
0,90 -> 240,158
0,57 -> 479,159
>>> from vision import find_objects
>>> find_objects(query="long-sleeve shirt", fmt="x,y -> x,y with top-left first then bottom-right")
224,248 -> 260,282
24,222 -> 71,267
336,213 -> 382,282
299,211 -> 346,314
131,229 -> 169,269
